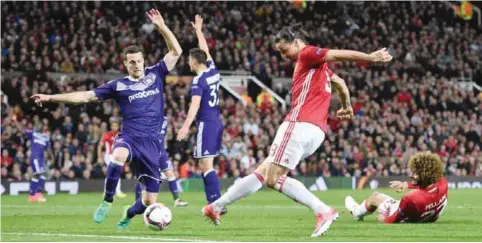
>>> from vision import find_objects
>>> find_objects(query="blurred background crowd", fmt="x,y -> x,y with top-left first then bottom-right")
1,1 -> 482,182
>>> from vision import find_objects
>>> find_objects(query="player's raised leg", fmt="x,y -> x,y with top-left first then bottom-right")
93,146 -> 128,223
345,192 -> 396,221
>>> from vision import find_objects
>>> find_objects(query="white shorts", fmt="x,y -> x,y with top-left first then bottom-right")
267,121 -> 325,170
378,197 -> 400,217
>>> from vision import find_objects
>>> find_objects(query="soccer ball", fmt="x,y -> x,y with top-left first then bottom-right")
143,203 -> 172,231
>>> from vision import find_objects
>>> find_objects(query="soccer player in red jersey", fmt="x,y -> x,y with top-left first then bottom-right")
345,152 -> 448,223
202,23 -> 392,237
97,121 -> 126,198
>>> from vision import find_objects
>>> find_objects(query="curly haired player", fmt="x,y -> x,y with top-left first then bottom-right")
345,152 -> 448,223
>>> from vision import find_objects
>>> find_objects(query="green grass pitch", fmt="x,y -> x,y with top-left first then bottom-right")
1,189 -> 481,242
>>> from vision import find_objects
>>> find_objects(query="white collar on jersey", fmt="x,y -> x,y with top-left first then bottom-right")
125,75 -> 145,82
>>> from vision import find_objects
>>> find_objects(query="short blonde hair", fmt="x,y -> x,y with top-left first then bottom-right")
408,152 -> 444,188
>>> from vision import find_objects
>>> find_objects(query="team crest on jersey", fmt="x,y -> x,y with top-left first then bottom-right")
143,73 -> 156,85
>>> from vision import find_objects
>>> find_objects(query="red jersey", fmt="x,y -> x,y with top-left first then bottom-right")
101,131 -> 118,155
385,177 -> 448,223
285,45 -> 332,133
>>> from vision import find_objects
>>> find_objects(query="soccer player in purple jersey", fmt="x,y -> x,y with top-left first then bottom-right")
22,125 -> 51,203
30,9 -> 182,228
177,15 -> 225,214
135,116 -> 188,207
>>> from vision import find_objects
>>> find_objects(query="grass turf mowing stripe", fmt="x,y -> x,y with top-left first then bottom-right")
1,232 -> 218,242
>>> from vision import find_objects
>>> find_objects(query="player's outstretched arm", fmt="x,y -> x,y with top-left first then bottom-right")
97,138 -> 105,164
146,9 -> 182,71
176,96 -> 201,141
330,73 -> 353,120
191,15 -> 213,61
325,48 -> 392,63
30,91 -> 98,107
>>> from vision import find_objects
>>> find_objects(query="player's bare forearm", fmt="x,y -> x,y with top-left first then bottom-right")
192,15 -> 212,61
182,97 -> 201,129
33,91 -> 98,104
158,25 -> 182,56
97,141 -> 104,162
331,74 -> 351,108
325,50 -> 372,62
195,30 -> 209,53
325,48 -> 392,63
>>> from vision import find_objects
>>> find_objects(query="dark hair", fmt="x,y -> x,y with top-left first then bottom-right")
408,152 -> 444,188
123,45 -> 143,59
275,23 -> 311,43
189,48 -> 207,64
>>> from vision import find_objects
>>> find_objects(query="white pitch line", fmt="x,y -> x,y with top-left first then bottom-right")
1,232 -> 218,242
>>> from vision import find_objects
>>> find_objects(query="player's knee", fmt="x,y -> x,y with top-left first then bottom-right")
265,165 -> 286,189
199,158 -> 214,172
111,148 -> 129,164
143,193 -> 157,205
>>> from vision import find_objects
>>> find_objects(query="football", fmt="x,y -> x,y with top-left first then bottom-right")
143,203 -> 172,231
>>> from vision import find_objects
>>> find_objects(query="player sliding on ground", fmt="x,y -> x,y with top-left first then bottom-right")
176,15 -> 226,214
202,23 -> 393,237
31,9 -> 182,227
135,116 -> 188,207
345,151 -> 448,223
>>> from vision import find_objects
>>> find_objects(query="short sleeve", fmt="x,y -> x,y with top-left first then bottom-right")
190,77 -> 203,97
206,60 -> 216,70
300,46 -> 329,67
146,60 -> 169,78
93,80 -> 117,100
384,196 -> 413,224
326,67 -> 334,77
25,129 -> 33,140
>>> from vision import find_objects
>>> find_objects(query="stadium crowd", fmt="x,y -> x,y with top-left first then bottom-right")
1,1 -> 482,181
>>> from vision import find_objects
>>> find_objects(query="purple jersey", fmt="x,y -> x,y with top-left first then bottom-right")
25,130 -> 50,159
190,60 -> 221,121
94,61 -> 168,138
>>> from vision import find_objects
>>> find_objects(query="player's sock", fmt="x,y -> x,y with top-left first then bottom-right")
135,183 -> 142,200
212,172 -> 264,212
36,175 -> 45,193
126,199 -> 147,219
29,177 -> 39,196
274,176 -> 331,214
168,177 -> 180,200
202,169 -> 221,203
354,200 -> 376,217
103,161 -> 122,203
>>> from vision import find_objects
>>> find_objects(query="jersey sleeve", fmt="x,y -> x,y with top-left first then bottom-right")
384,196 -> 414,224
93,80 -> 117,100
146,60 -> 169,78
190,76 -> 204,97
206,60 -> 217,70
299,46 -> 329,67
407,182 -> 419,189
326,67 -> 334,77
24,129 -> 33,140
101,133 -> 108,143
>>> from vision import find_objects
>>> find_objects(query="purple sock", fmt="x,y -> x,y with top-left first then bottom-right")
168,179 -> 179,200
135,183 -> 142,200
103,163 -> 122,203
29,178 -> 38,196
127,198 -> 147,219
36,175 -> 45,193
202,169 -> 221,203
